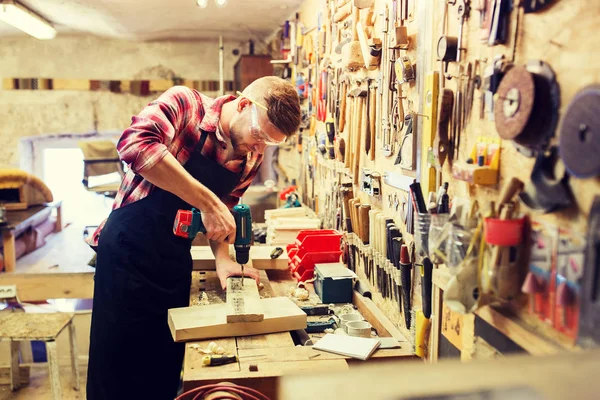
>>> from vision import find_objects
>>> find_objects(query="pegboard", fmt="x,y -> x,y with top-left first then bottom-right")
277,0 -> 600,357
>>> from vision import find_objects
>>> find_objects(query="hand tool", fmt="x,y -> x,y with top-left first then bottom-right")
558,84 -> 600,178
387,223 -> 401,300
433,89 -> 454,168
456,0 -> 470,62
355,279 -> 372,299
399,244 -> 412,328
392,236 -> 403,309
518,146 -> 573,213
421,257 -> 434,319
174,204 -> 252,284
488,0 -> 510,46
359,204 -> 372,277
202,354 -> 238,366
307,317 -> 337,333
301,304 -> 332,316
422,72 -> 440,194
339,79 -> 348,132
369,82 -> 378,161
343,5 -> 364,70
389,0 -> 409,49
394,113 -> 414,168
368,209 -> 380,281
577,196 -> 600,348
270,247 -> 284,259
365,81 -> 372,156
494,60 -> 560,157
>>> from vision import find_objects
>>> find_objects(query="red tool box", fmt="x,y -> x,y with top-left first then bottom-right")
287,229 -> 343,282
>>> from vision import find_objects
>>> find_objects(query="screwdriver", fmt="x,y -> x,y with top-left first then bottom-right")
202,354 -> 238,367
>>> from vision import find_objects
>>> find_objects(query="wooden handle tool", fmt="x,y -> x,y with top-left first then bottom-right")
359,205 -> 371,244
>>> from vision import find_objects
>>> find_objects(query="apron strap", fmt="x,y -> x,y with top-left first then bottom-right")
195,129 -> 210,152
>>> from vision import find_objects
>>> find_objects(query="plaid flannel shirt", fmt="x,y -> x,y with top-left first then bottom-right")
86,86 -> 263,249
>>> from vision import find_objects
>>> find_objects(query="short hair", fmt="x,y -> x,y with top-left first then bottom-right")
243,76 -> 301,136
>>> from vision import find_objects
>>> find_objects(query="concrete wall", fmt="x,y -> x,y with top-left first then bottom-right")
0,35 -> 250,168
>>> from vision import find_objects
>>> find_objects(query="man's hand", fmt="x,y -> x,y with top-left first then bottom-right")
215,258 -> 260,290
201,200 -> 236,244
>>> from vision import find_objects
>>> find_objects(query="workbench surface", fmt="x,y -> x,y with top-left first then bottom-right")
181,268 -> 417,397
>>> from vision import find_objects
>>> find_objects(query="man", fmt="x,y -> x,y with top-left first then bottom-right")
85,76 -> 301,400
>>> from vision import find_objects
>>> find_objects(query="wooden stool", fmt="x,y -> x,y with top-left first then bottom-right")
0,312 -> 80,399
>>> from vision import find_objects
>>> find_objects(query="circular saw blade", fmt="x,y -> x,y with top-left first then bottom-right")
559,84 -> 600,178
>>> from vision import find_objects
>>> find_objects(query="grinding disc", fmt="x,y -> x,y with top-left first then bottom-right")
495,61 -> 558,151
559,85 -> 600,178
494,66 -> 535,141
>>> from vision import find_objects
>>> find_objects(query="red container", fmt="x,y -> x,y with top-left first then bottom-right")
291,251 -> 343,282
484,217 -> 526,246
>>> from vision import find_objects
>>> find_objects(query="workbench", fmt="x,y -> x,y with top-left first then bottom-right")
0,201 -> 63,273
181,267 -> 418,399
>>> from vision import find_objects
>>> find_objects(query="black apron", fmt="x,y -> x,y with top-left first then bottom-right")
87,130 -> 244,400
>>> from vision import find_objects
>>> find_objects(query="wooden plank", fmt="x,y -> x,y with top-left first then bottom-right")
0,313 -> 73,341
226,277 -> 264,323
0,272 -> 94,302
191,245 -> 288,270
0,366 -> 29,386
168,297 -> 307,342
474,306 -> 563,356
279,348 -> 600,400
352,291 -> 408,343
236,332 -> 295,350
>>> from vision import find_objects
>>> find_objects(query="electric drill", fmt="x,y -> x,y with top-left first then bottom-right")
174,204 -> 252,283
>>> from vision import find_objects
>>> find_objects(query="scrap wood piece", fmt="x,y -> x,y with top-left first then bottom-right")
226,277 -> 264,323
168,297 -> 307,342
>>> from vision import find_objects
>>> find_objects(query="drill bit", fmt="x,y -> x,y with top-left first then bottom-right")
241,264 -> 245,286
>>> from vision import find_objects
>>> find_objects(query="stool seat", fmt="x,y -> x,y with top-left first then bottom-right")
0,311 -> 80,399
0,312 -> 73,340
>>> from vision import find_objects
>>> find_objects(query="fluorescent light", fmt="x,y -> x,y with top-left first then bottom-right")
215,0 -> 227,7
196,0 -> 208,8
0,0 -> 56,40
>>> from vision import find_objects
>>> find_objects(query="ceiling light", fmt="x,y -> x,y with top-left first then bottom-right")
0,0 -> 56,40
215,0 -> 227,7
196,0 -> 208,8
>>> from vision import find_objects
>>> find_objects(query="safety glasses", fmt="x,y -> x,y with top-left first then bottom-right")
237,91 -> 286,146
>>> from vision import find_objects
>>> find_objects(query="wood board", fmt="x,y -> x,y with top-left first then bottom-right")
168,297 -> 307,342
226,277 -> 264,323
191,246 -> 288,271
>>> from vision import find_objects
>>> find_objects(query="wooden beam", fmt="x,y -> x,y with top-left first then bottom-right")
352,291 -> 407,343
226,277 -> 264,323
0,272 -> 94,301
168,297 -> 307,342
191,246 -> 288,271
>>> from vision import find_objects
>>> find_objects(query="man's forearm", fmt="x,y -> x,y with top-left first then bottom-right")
210,240 -> 231,262
139,152 -> 220,212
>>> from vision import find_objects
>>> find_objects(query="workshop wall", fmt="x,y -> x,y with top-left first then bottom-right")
280,0 -> 600,359
0,35 -> 246,168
